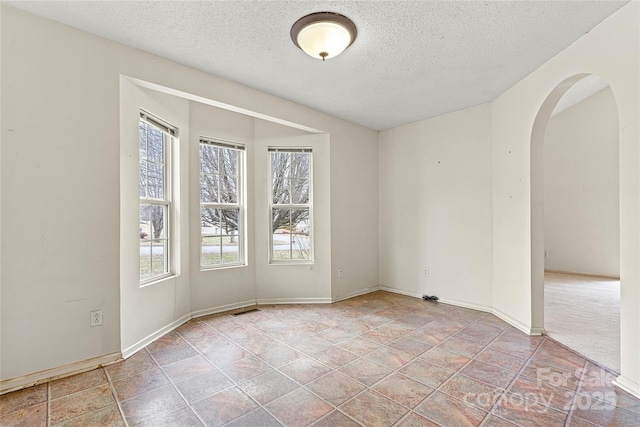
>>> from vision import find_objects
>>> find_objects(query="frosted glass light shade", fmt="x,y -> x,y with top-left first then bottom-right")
291,12 -> 357,61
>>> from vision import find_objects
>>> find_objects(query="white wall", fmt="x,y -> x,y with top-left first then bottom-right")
544,87 -> 619,277
1,10 -> 122,380
189,102 -> 256,314
254,120 -> 332,303
491,2 -> 639,395
0,5 -> 378,382
330,124 -> 380,301
119,80 -> 191,355
379,104 -> 493,309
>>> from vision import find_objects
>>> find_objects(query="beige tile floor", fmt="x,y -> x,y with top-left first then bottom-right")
1,291 -> 639,426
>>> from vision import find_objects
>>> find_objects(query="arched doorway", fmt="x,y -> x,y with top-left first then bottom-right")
530,74 -> 620,371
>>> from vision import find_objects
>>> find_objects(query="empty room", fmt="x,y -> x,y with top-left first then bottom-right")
1,1 -> 639,426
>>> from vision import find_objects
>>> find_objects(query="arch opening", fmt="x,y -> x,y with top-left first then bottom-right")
530,74 -> 620,371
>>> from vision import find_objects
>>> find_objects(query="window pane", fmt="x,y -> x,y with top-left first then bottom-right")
150,205 -> 166,239
201,236 -> 221,267
200,174 -> 219,203
151,238 -> 167,275
201,208 -> 221,235
291,153 -> 309,178
140,242 -> 151,280
200,144 -> 218,174
220,148 -> 238,177
139,163 -> 147,198
273,178 -> 290,204
272,207 -> 291,234
221,209 -> 239,265
290,208 -> 310,260
272,208 -> 290,260
147,162 -> 164,199
271,207 -> 310,262
272,152 -> 290,180
290,208 -> 309,232
223,243 -> 240,264
219,176 -> 238,203
140,204 -> 152,239
139,122 -> 147,160
290,178 -> 309,204
221,209 -> 239,233
148,128 -> 164,163
292,232 -> 311,260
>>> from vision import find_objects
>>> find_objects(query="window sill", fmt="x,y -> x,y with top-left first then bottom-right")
140,273 -> 177,288
200,263 -> 247,272
269,261 -> 315,266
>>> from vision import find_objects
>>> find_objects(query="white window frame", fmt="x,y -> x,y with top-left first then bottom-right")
269,147 -> 314,264
139,111 -> 176,286
199,138 -> 246,270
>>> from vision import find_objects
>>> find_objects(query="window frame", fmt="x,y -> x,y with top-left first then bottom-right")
139,111 -> 176,286
268,147 -> 314,264
199,138 -> 246,270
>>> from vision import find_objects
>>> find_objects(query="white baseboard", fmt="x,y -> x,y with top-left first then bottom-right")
332,285 -> 381,302
191,299 -> 258,319
121,313 -> 192,359
0,352 -> 122,395
545,270 -> 620,280
380,286 -> 493,313
491,307 -> 543,335
256,297 -> 332,305
380,286 -> 544,336
613,375 -> 640,399
380,286 -> 422,299
1,286 -> 549,395
438,298 -> 492,313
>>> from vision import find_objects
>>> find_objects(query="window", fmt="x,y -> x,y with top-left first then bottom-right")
139,111 -> 175,284
199,139 -> 245,268
269,148 -> 313,263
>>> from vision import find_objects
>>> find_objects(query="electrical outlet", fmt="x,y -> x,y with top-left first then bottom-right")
544,250 -> 549,259
424,268 -> 430,277
338,268 -> 344,278
90,310 -> 103,327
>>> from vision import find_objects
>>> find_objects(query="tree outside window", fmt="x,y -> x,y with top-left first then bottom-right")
270,149 -> 312,262
139,115 -> 173,283
200,140 -> 245,268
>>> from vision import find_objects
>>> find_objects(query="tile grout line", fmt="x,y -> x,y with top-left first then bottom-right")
222,299 -> 434,426
172,312 -> 348,426
45,369 -> 119,427
564,359 -> 591,427
6,293 -> 633,427
421,321 -> 515,426
481,334 -> 548,427
46,381 -> 51,427
144,345 -> 212,427
104,368 -> 131,427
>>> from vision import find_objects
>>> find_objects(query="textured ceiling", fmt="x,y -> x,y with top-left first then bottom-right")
6,1 -> 629,130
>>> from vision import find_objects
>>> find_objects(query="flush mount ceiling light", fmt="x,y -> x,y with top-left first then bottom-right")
291,12 -> 357,61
